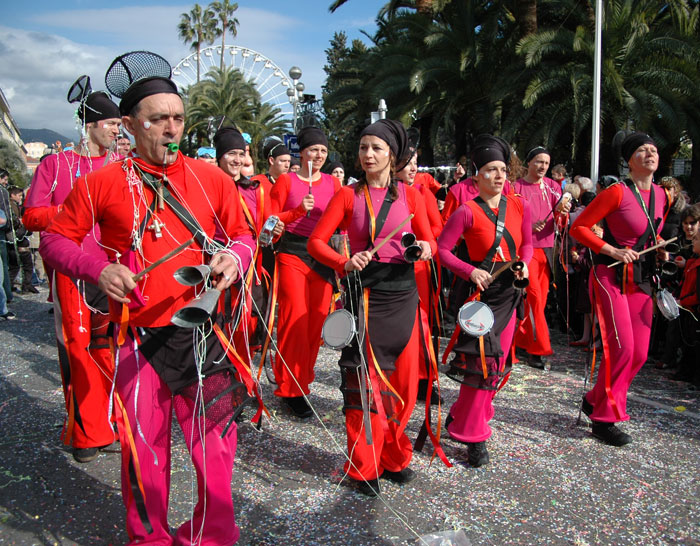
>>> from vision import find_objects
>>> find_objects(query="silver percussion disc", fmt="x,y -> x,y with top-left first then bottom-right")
322,309 -> 356,349
457,301 -> 495,336
656,289 -> 680,320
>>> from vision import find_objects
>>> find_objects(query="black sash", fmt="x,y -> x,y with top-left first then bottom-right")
276,231 -> 336,285
472,196 -> 517,269
593,180 -> 658,292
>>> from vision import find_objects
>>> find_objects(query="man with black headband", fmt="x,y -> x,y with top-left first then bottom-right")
23,89 -> 122,463
40,61 -> 256,544
513,146 -> 570,369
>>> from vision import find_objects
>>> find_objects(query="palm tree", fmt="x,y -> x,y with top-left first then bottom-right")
183,66 -> 289,166
506,0 -> 700,177
178,4 -> 218,83
210,0 -> 240,70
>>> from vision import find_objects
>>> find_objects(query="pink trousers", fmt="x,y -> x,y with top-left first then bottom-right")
447,312 -> 517,443
114,335 -> 240,546
586,265 -> 653,423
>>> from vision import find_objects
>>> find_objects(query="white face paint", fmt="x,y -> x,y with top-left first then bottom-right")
635,151 -> 644,159
483,172 -> 491,180
143,121 -> 151,129
384,151 -> 389,156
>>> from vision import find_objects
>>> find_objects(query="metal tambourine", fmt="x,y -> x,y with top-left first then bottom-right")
457,301 -> 495,337
656,288 -> 680,321
322,309 -> 357,349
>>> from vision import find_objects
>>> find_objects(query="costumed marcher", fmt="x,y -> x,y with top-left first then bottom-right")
308,119 -> 437,495
513,147 -> 570,368
675,229 -> 700,386
268,126 -> 341,417
249,139 -> 292,345
396,151 -> 444,404
438,134 -> 532,467
570,131 -> 669,446
40,52 -> 257,545
254,139 -> 292,185
289,156 -> 301,172
117,133 -> 132,156
23,84 -> 122,462
215,127 -> 283,365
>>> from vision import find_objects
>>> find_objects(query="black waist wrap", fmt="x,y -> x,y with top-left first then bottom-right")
276,231 -> 336,285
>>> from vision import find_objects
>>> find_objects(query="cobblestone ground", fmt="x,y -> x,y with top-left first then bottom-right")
1,289 -> 698,545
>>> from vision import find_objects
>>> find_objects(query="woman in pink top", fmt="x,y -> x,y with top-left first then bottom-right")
570,132 -> 669,446
269,127 -> 341,418
308,119 -> 436,496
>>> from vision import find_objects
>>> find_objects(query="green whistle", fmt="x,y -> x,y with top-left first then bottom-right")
167,143 -> 179,153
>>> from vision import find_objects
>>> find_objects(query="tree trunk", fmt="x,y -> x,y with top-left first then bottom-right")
515,0 -> 538,37
196,41 -> 201,82
220,19 -> 226,71
417,114 -> 434,166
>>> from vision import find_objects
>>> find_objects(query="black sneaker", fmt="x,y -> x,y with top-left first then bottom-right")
467,441 -> 490,467
381,467 -> 417,484
581,396 -> 593,417
527,355 -> 551,371
1,311 -> 16,320
22,285 -> 39,294
283,396 -> 313,419
591,422 -> 631,446
73,446 -> 99,463
356,478 -> 380,497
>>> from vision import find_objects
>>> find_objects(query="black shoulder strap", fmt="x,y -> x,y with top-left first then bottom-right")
472,196 -> 517,267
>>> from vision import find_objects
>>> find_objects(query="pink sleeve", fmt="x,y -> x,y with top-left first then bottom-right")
39,232 -> 109,284
437,205 -> 475,281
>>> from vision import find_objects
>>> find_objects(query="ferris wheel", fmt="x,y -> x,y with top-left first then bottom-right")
172,45 -> 296,118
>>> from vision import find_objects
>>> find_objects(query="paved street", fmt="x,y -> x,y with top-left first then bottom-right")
1,289 -> 698,545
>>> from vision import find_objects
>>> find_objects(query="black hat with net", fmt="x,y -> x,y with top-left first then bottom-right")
67,75 -> 120,124
105,51 -> 177,115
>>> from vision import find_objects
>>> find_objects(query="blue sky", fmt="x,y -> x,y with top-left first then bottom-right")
0,0 -> 382,139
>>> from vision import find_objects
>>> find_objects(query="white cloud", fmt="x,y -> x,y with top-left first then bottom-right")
2,4 -> 374,139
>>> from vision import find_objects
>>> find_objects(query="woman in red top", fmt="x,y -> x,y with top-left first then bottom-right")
308,119 -> 436,496
269,127 -> 341,417
570,132 -> 669,446
438,135 -> 532,467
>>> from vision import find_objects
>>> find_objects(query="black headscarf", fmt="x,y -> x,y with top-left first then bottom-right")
525,146 -> 550,164
620,132 -> 656,162
214,128 -> 246,161
80,92 -> 120,123
472,134 -> 511,171
297,127 -> 328,151
119,76 -> 179,116
360,119 -> 411,169
327,161 -> 344,173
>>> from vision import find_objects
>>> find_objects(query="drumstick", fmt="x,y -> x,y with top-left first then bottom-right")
369,214 -> 415,256
490,260 -> 516,280
607,236 -> 678,268
306,160 -> 313,218
133,237 -> 195,281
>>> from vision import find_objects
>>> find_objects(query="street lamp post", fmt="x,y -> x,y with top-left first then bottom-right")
288,66 -> 304,133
